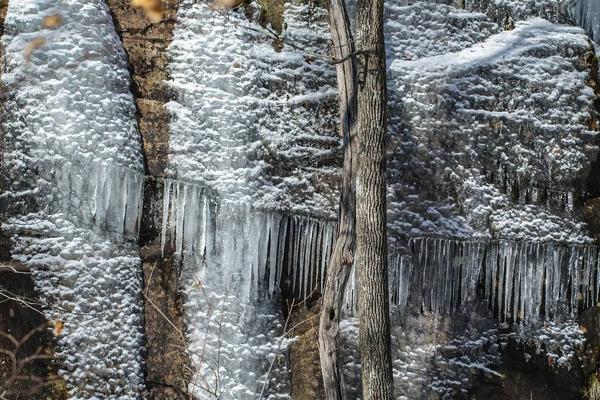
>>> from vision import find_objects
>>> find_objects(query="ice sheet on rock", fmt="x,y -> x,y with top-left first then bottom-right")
166,0 -> 340,219
1,0 -> 145,398
2,215 -> 146,399
393,237 -> 600,326
160,179 -> 337,302
183,287 -> 292,400
2,0 -> 145,240
387,17 -> 598,243
161,189 -> 301,399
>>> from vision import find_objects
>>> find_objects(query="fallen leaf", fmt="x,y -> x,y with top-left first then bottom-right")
213,0 -> 245,9
131,0 -> 164,23
53,320 -> 64,337
42,14 -> 63,29
24,37 -> 46,61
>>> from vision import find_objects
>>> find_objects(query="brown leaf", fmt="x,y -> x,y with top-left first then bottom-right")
42,14 -> 63,29
131,0 -> 164,23
24,37 -> 46,61
53,320 -> 64,337
213,0 -> 245,9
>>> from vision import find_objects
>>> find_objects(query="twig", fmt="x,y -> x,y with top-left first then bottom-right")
257,298 -> 295,399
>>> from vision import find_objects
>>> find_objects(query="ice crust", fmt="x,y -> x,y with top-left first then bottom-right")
1,0 -> 598,397
162,1 -> 600,398
1,0 -> 145,398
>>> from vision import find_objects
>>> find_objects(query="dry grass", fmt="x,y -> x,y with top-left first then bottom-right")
586,374 -> 600,400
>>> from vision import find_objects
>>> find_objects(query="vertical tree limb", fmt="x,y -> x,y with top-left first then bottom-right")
318,0 -> 358,398
355,0 -> 395,398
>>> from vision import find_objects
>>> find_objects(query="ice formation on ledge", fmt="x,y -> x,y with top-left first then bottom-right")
573,0 -> 600,42
396,238 -> 600,326
160,178 -> 600,327
1,0 -> 145,397
1,0 -> 145,240
387,15 -> 598,242
165,1 -> 346,396
161,179 -> 337,302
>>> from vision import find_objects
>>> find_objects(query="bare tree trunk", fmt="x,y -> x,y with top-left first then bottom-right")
318,0 -> 358,398
355,0 -> 395,398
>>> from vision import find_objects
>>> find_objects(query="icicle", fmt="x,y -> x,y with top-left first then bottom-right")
256,213 -> 269,298
276,216 -> 288,295
174,182 -> 187,256
313,222 -> 323,297
301,221 -> 312,300
198,193 -> 209,261
267,214 -> 281,298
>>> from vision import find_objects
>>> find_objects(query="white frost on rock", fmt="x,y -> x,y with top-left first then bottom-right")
388,16 -> 598,243
167,0 -> 339,219
1,0 -> 145,398
165,1 -> 346,397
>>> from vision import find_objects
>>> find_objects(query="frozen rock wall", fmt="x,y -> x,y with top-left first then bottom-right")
0,0 -> 146,398
159,1 -> 600,398
163,0 -> 345,397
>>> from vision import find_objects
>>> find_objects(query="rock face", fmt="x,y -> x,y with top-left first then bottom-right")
0,0 -> 145,398
106,0 -> 178,177
104,1 -> 191,399
1,0 -> 600,399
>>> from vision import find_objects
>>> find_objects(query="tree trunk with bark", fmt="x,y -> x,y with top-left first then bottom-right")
355,0 -> 395,398
318,0 -> 358,398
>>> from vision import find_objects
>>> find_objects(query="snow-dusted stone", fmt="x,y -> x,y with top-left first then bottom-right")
387,16 -> 598,244
167,0 -> 339,220
1,0 -> 145,398
165,1 -> 343,396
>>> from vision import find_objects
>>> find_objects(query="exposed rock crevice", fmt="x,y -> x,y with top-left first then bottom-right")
103,1 -> 191,398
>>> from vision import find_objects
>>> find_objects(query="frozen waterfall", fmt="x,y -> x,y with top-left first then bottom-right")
160,181 -> 600,327
573,0 -> 600,43
1,0 -> 146,397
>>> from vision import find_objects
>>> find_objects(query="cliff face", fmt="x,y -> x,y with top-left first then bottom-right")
104,1 -> 191,399
0,0 -> 146,398
1,0 -> 600,399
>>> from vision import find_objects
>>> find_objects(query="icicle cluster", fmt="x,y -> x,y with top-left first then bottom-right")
395,237 -> 600,325
162,176 -> 600,326
573,0 -> 600,42
52,160 -> 144,240
161,179 -> 337,301
485,163 -> 576,213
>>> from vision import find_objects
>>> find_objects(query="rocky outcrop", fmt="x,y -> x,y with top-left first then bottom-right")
0,1 -> 66,397
287,305 -> 325,400
106,0 -> 178,176
104,1 -> 191,399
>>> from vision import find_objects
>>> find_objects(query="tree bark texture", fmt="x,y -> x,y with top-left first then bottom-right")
318,0 -> 358,398
355,0 -> 395,398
